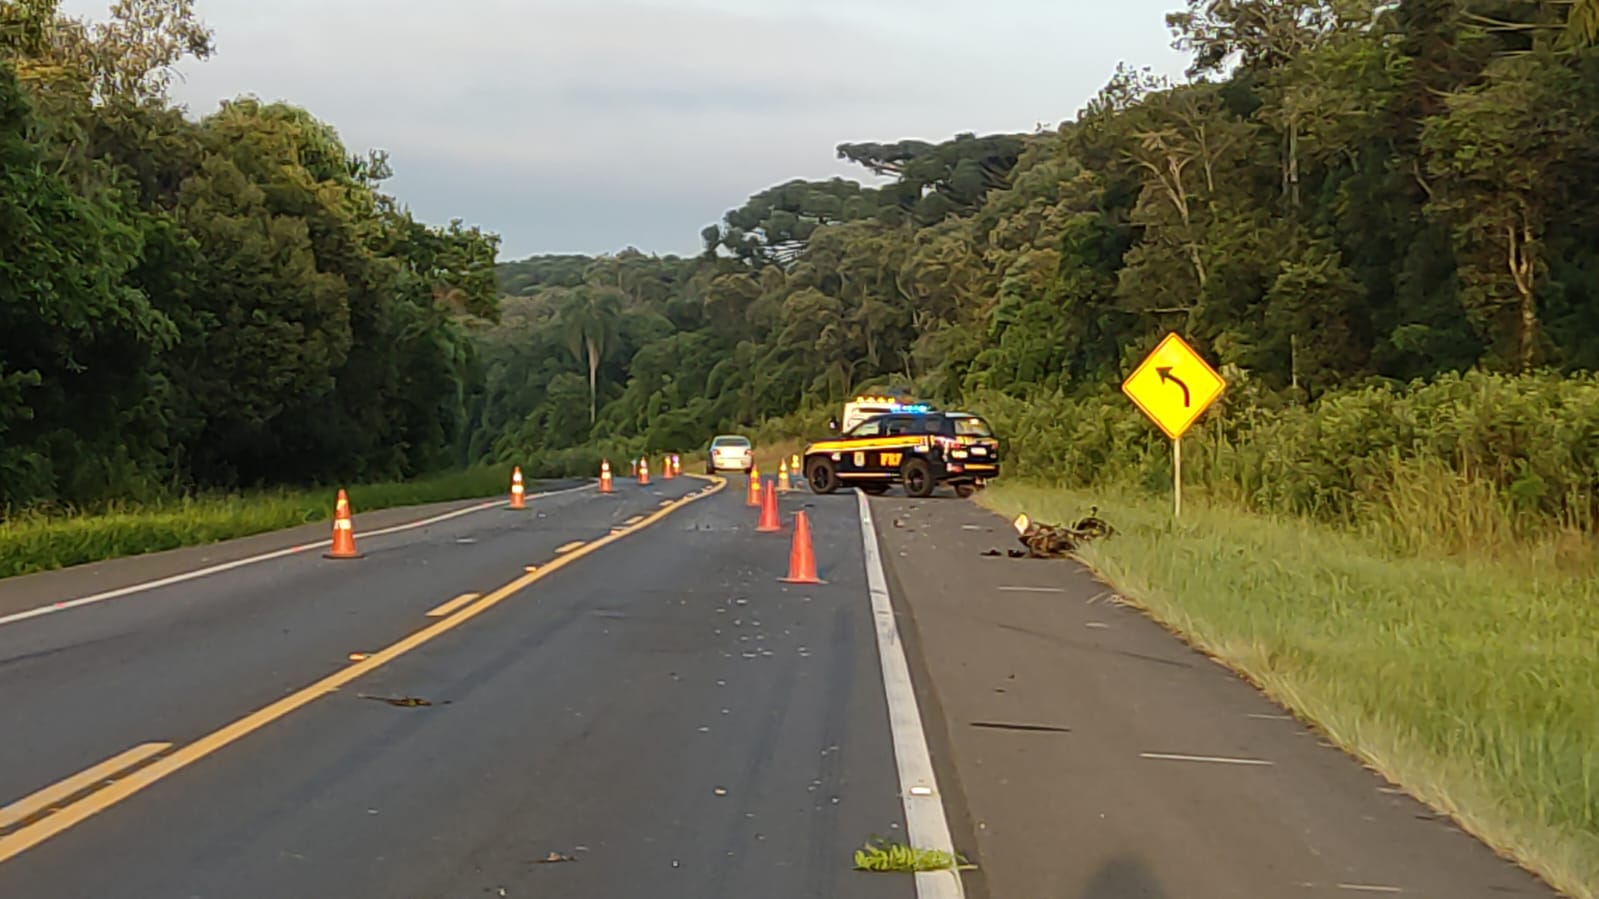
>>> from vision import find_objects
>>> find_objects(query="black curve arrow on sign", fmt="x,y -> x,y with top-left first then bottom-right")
1157,367 -> 1190,407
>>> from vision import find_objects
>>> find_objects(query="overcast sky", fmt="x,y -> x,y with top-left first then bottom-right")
64,0 -> 1192,260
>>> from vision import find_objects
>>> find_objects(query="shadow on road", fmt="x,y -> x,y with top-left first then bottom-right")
1078,855 -> 1170,899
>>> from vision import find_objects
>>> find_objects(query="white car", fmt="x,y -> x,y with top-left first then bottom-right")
705,435 -> 754,474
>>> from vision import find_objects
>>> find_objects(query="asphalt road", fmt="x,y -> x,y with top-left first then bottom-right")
0,476 -> 917,899
0,473 -> 1569,899
871,490 -> 1565,899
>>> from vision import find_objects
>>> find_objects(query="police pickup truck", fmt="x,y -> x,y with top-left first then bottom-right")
801,408 -> 1000,498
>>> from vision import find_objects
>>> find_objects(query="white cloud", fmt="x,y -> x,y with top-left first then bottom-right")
58,0 -> 1192,258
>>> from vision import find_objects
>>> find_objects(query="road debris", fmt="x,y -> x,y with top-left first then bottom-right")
982,507 -> 1116,559
357,694 -> 448,707
534,851 -> 575,864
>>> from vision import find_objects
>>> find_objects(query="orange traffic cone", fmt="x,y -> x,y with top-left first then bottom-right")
509,466 -> 526,509
639,457 -> 650,485
663,455 -> 676,480
778,459 -> 792,493
747,468 -> 761,507
324,489 -> 363,559
600,459 -> 614,493
779,511 -> 823,584
757,479 -> 782,532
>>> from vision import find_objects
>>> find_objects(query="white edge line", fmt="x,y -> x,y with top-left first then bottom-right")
856,491 -> 965,899
0,482 -> 597,629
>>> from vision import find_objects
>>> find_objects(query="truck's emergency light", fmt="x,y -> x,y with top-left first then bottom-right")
849,396 -> 931,414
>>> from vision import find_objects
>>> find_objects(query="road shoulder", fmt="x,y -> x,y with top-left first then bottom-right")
872,493 -> 1561,899
0,479 -> 589,619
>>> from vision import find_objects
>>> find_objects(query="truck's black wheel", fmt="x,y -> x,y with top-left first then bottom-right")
859,483 -> 889,496
901,458 -> 935,498
807,458 -> 839,494
954,482 -> 976,499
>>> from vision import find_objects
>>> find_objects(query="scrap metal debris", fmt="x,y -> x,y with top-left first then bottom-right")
535,851 -> 576,864
358,694 -> 448,707
982,507 -> 1116,559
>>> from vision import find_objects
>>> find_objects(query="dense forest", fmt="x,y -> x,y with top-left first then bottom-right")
7,0 -> 1599,536
0,0 -> 498,512
480,0 -> 1599,534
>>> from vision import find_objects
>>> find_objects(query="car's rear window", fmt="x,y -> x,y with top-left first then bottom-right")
951,416 -> 993,437
712,437 -> 750,447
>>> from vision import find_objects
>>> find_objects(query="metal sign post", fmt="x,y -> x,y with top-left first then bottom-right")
1173,436 -> 1182,519
1121,333 -> 1226,520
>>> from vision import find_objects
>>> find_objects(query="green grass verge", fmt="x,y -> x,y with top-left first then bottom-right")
853,837 -> 971,874
0,465 -> 553,580
975,481 -> 1599,899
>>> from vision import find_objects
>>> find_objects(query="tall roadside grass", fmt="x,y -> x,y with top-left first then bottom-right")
0,464 -> 562,580
975,478 -> 1599,898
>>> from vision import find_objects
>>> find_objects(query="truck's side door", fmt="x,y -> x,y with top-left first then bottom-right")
876,416 -> 916,472
837,417 -> 884,477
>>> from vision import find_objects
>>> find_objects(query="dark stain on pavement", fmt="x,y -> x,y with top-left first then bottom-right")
969,721 -> 1071,734
1078,856 -> 1170,899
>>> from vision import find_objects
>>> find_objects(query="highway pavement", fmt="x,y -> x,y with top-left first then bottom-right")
0,472 -> 1570,899
871,490 -> 1565,899
0,476 -> 923,899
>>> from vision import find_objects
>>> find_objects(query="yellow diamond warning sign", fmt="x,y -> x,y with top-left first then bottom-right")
1122,332 -> 1226,441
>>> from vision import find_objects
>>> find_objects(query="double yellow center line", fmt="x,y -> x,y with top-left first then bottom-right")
0,476 -> 725,865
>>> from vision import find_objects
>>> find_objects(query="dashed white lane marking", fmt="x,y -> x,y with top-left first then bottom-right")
857,492 -> 965,899
1139,752 -> 1275,766
0,483 -> 596,629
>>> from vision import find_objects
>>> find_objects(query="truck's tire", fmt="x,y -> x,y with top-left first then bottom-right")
806,458 -> 839,494
859,483 -> 890,496
954,482 -> 976,499
901,458 -> 935,498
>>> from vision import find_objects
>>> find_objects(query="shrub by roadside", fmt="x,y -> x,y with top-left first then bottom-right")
970,369 -> 1599,562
